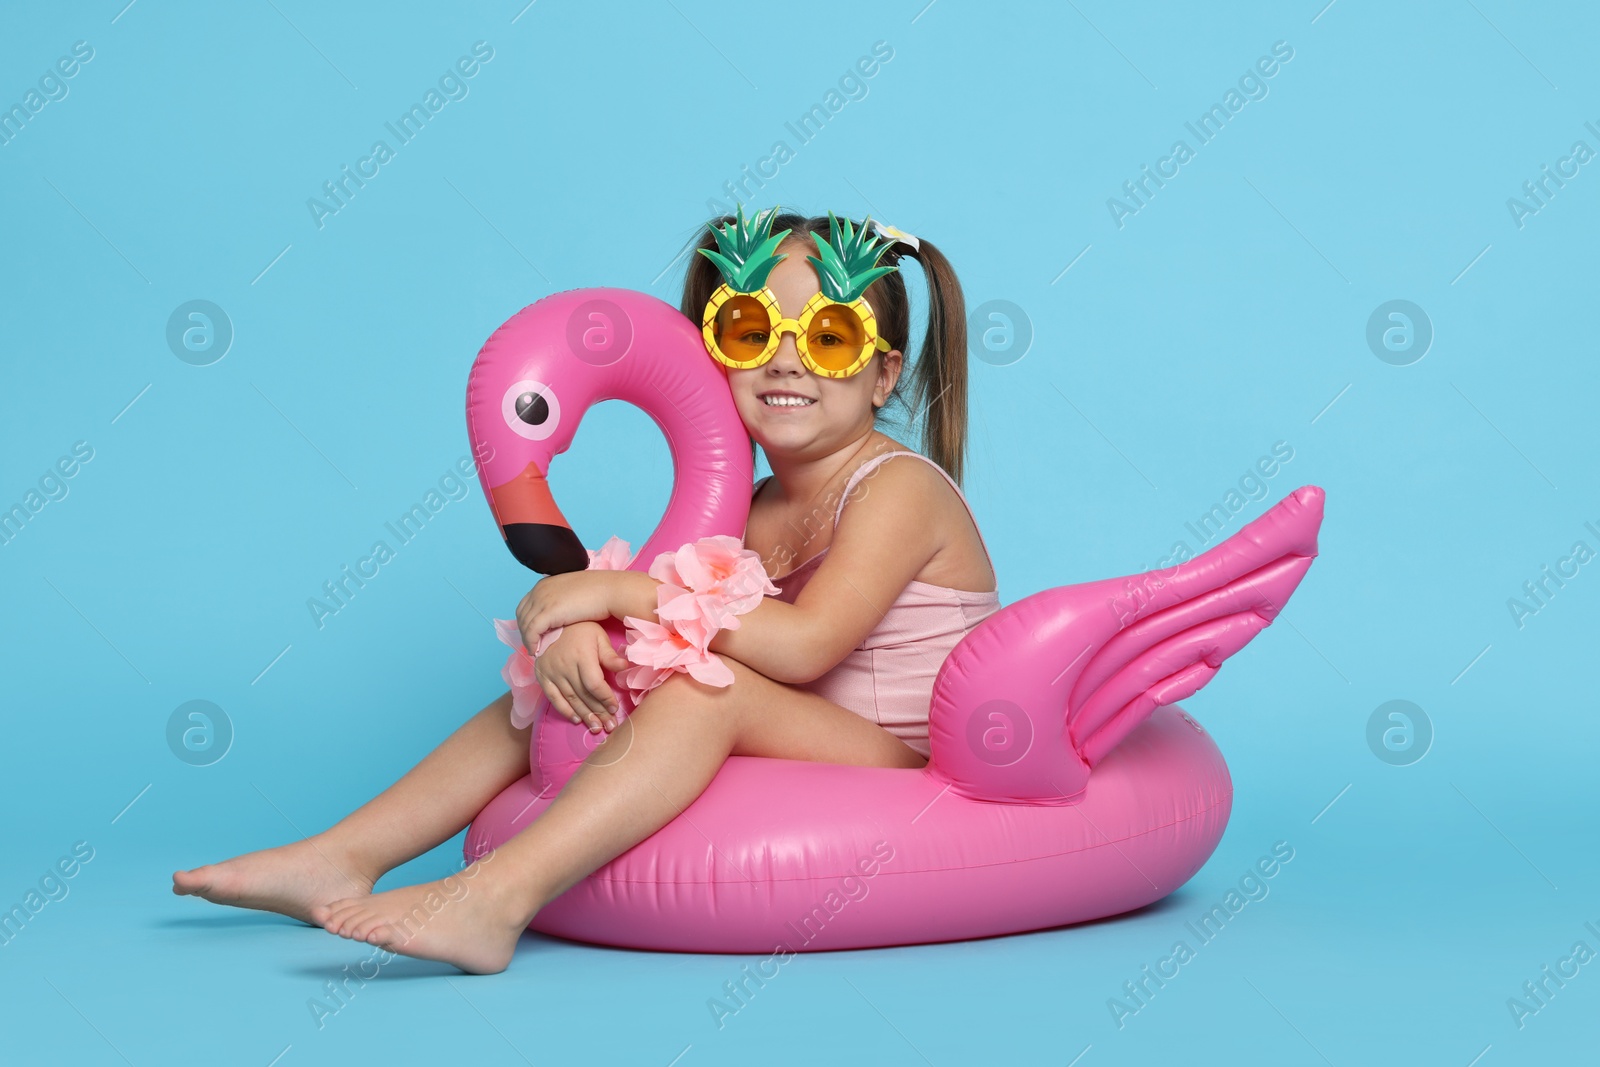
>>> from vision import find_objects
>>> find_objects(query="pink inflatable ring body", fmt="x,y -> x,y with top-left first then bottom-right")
463,288 -> 1324,953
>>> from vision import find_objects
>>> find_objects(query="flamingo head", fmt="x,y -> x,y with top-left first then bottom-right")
465,288 -> 754,576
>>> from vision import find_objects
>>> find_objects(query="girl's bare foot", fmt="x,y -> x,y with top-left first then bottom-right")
315,861 -> 528,975
172,837 -> 376,926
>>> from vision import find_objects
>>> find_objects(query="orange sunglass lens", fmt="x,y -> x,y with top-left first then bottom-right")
713,294 -> 774,365
804,304 -> 869,372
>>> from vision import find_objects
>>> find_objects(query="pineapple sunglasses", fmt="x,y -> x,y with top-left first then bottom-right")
698,209 -> 900,380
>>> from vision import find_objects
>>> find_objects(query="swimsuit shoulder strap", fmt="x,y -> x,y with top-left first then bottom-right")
830,450 -> 996,568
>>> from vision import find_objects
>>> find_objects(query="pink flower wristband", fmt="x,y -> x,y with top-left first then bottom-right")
617,534 -> 779,700
492,534 -> 777,728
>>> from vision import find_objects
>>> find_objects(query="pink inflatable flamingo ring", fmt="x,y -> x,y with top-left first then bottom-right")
463,286 -> 1325,953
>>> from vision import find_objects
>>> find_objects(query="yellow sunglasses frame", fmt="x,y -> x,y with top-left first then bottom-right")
701,283 -> 891,379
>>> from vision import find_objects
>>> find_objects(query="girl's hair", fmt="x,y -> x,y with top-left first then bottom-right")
679,211 -> 972,486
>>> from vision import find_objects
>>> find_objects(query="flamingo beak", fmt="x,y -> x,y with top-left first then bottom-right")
489,461 -> 589,574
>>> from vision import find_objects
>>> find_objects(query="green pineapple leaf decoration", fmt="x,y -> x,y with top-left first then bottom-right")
806,211 -> 898,303
698,205 -> 792,293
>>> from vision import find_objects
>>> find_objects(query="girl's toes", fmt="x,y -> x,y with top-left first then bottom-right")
322,900 -> 364,934
355,914 -> 390,943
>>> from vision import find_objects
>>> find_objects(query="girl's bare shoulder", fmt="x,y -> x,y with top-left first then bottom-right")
842,445 -> 995,592
848,439 -> 955,510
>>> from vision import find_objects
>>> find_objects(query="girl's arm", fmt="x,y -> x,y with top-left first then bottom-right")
607,460 -> 950,685
603,571 -> 809,682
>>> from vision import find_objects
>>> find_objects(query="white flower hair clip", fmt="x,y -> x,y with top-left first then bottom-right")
870,219 -> 920,252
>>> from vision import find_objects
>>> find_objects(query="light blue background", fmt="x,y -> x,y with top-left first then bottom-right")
2,1 -> 1595,1063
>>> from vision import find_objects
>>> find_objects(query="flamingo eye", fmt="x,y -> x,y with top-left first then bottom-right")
516,392 -> 547,424
502,379 -> 561,441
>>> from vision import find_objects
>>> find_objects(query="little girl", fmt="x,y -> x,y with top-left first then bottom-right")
172,209 -> 1000,974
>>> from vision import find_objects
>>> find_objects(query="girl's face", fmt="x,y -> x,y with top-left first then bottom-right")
723,242 -> 902,462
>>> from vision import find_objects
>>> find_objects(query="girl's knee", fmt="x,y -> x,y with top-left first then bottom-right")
639,672 -> 732,711
637,672 -> 756,738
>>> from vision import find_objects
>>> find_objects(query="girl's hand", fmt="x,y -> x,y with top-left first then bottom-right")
516,571 -> 618,654
534,620 -> 631,733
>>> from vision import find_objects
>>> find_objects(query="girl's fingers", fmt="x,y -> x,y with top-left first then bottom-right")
538,654 -> 619,734
540,679 -> 582,725
556,680 -> 602,733
592,633 -> 630,676
602,634 -> 627,660
520,617 -> 543,649
579,664 -> 619,716
561,662 -> 608,719
582,698 -> 616,734
571,682 -> 612,726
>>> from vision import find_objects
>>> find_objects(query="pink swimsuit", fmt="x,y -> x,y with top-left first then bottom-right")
755,450 -> 1002,758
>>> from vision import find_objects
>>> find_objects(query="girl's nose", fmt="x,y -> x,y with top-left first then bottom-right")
768,329 -> 806,373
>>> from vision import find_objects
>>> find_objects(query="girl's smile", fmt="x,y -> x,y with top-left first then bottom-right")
756,389 -> 816,408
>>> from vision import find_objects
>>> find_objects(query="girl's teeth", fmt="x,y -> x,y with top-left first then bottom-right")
763,396 -> 814,407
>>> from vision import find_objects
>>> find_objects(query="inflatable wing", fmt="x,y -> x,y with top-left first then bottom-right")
930,486 -> 1324,804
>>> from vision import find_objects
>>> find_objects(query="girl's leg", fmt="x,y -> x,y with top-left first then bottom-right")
172,690 -> 530,925
318,656 -> 923,973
